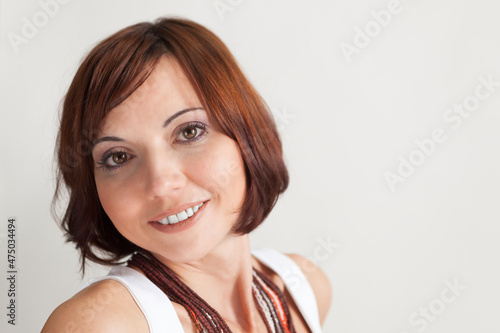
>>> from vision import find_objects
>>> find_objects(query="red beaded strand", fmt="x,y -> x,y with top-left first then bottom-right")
129,251 -> 296,333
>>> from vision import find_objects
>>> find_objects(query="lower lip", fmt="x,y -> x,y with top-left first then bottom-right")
149,201 -> 208,234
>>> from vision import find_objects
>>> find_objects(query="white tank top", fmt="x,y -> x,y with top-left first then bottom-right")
83,248 -> 323,333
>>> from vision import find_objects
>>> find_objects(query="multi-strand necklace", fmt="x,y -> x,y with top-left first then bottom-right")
129,251 -> 296,333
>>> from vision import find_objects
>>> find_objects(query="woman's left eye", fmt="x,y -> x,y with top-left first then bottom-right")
176,122 -> 207,143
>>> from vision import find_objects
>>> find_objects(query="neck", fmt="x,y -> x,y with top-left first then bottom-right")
152,234 -> 262,331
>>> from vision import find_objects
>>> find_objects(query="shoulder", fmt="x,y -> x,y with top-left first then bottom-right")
41,279 -> 149,333
286,253 -> 332,324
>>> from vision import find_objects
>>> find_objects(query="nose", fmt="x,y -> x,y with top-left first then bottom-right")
143,150 -> 187,200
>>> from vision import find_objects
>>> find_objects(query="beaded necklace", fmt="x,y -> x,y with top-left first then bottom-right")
129,251 -> 296,333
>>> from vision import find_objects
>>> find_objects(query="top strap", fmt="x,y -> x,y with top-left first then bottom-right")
83,266 -> 184,333
83,248 -> 323,333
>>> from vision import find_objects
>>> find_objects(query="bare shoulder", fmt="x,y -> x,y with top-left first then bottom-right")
285,253 -> 332,324
41,279 -> 149,333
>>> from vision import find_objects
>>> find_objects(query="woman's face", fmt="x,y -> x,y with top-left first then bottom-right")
91,57 -> 247,263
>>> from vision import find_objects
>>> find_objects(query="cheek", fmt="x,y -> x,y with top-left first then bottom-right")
95,177 -> 141,227
194,145 -> 246,203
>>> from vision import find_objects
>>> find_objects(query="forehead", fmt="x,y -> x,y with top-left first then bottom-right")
99,57 -> 200,133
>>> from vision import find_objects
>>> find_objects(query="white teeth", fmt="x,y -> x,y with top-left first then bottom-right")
167,215 -> 179,224
176,211 -> 188,222
157,202 -> 204,225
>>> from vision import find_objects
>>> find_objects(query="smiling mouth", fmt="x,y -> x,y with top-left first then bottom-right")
155,202 -> 205,225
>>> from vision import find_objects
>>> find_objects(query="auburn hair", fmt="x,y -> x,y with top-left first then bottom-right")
54,17 -> 289,270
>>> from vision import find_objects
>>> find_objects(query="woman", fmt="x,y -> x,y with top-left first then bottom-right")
42,17 -> 331,332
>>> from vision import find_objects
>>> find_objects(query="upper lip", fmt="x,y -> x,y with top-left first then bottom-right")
149,200 -> 207,222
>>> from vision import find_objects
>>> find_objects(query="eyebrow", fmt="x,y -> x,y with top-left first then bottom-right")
92,107 -> 205,149
92,136 -> 124,149
163,107 -> 205,128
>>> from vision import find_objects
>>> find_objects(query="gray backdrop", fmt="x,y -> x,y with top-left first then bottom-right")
1,0 -> 499,332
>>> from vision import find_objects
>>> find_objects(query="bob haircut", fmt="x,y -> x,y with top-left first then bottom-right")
54,17 -> 289,269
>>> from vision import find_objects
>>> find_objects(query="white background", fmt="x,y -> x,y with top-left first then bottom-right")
1,0 -> 500,332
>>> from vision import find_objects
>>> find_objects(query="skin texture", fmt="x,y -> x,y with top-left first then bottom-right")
42,57 -> 331,332
92,57 -> 247,265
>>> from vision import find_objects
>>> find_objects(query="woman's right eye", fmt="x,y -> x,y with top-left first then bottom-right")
97,150 -> 130,171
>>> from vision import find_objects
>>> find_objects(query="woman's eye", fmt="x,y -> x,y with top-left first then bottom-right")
182,126 -> 198,140
97,150 -> 130,171
177,123 -> 207,143
110,152 -> 128,165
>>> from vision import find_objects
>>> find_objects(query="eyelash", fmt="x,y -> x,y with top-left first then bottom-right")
175,122 -> 208,144
96,149 -> 129,172
96,122 -> 208,172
